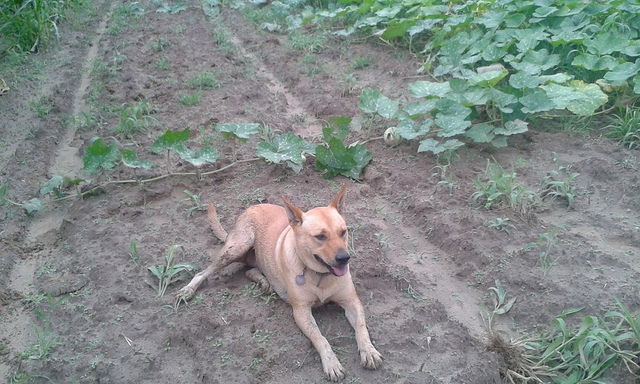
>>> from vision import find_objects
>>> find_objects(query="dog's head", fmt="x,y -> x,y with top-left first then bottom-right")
283,185 -> 350,277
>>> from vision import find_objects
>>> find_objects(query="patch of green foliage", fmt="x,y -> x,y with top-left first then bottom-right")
308,0 -> 640,153
0,0 -> 82,53
2,116 -> 372,214
504,300 -> 640,383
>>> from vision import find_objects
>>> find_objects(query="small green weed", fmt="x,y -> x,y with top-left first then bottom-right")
156,57 -> 170,70
20,293 -> 66,361
129,241 -> 141,266
29,95 -> 54,117
220,351 -> 232,364
113,100 -> 158,138
238,187 -> 265,207
213,30 -> 237,53
540,164 -> 579,207
252,329 -> 272,345
36,262 -> 57,276
148,244 -> 200,297
108,2 -> 144,35
525,229 -> 559,276
187,71 -> 221,89
432,165 -> 458,195
487,217 -> 515,235
24,293 -> 47,306
374,233 -> 389,248
69,111 -> 100,132
108,52 -> 126,75
249,357 -> 262,369
150,37 -> 171,52
472,160 -> 538,215
177,190 -> 206,217
480,279 -> 516,332
605,106 -> 640,150
179,91 -> 201,106
288,31 -> 326,53
352,56 -> 373,70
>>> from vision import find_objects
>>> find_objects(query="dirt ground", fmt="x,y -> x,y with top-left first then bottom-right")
1,1 -> 639,383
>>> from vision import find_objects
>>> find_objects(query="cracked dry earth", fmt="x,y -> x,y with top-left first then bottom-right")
1,1 -> 640,383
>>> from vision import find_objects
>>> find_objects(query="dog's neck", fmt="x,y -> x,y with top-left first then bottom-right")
296,267 -> 329,287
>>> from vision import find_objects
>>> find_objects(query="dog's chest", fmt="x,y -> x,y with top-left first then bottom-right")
295,279 -> 339,306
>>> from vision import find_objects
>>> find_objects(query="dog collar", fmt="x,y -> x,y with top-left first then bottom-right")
296,267 -> 328,287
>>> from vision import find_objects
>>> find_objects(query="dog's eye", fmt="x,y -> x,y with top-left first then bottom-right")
314,234 -> 326,241
340,230 -> 347,238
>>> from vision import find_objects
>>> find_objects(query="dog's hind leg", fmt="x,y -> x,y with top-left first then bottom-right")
177,207 -> 255,300
245,268 -> 273,294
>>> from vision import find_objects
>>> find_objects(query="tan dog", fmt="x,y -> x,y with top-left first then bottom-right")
177,185 -> 382,381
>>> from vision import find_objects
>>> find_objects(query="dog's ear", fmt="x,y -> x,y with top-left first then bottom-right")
329,184 -> 346,217
282,196 -> 304,227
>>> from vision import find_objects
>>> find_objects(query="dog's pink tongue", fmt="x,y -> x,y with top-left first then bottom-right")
332,265 -> 349,277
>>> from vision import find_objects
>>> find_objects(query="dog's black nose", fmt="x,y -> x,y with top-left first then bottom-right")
335,250 -> 350,265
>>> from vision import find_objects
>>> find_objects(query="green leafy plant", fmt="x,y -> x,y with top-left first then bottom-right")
39,175 -> 65,199
480,279 -> 516,332
154,0 -> 189,14
216,123 -> 260,161
151,127 -> 219,175
69,111 -> 100,132
113,101 -> 158,139
540,164 -> 579,208
314,118 -> 372,180
525,229 -> 559,276
487,218 -> 516,235
177,190 -> 206,217
148,244 -> 199,298
256,131 -> 314,173
83,138 -> 119,173
499,301 -> 640,383
471,160 -> 538,215
288,30 -> 326,53
121,149 -> 154,179
432,165 -> 458,195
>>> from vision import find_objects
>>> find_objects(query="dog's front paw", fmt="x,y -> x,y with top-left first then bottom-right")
360,347 -> 383,370
176,286 -> 195,301
323,356 -> 346,382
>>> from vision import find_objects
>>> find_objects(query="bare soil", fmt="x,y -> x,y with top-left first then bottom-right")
1,1 -> 639,383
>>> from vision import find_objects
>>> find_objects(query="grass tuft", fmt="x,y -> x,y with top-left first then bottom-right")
605,106 -> 640,150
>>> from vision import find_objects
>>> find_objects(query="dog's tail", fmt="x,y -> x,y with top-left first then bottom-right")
207,204 -> 228,242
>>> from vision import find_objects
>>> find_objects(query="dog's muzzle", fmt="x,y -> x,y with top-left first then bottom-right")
314,251 -> 350,277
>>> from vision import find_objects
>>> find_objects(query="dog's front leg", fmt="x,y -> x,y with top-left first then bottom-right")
292,305 -> 346,382
342,298 -> 383,370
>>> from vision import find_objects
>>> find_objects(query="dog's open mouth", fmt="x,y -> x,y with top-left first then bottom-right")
314,255 -> 349,277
